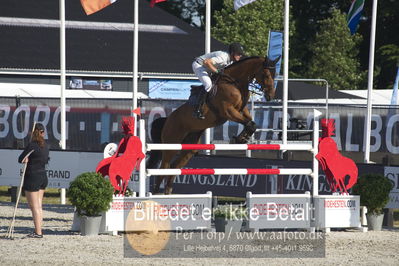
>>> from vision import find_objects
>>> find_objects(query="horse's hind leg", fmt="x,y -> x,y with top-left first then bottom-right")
153,150 -> 179,194
164,150 -> 198,194
164,131 -> 203,194
154,177 -> 163,194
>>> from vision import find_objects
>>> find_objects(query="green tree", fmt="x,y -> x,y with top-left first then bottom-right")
212,0 -> 290,57
376,44 -> 399,89
290,0 -> 349,77
307,8 -> 365,90
358,0 -> 399,89
157,0 -> 397,89
153,0 -> 206,29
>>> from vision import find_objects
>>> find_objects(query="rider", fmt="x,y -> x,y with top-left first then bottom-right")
192,42 -> 245,119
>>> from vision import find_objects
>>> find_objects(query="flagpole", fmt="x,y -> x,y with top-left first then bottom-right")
204,0 -> 211,153
133,0 -> 139,135
59,0 -> 66,204
205,0 -> 211,53
364,0 -> 378,163
282,0 -> 289,146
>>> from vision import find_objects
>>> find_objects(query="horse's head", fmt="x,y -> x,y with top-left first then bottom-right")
254,56 -> 280,101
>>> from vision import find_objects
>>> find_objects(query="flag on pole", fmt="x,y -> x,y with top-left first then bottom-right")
390,67 -> 399,105
80,0 -> 117,15
132,108 -> 141,116
150,0 -> 167,8
347,0 -> 365,35
387,67 -> 399,126
234,0 -> 257,10
267,31 -> 283,88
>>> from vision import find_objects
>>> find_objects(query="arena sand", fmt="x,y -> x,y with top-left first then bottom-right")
1,201 -> 398,265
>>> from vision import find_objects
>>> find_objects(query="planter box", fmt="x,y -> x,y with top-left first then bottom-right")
246,192 -> 312,230
81,215 -> 102,236
314,195 -> 361,230
215,217 -> 243,232
102,192 -> 213,234
366,213 -> 384,231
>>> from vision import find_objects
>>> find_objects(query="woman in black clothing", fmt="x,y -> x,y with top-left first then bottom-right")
18,124 -> 49,238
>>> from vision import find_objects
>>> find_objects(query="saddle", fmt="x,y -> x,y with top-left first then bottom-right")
187,83 -> 218,106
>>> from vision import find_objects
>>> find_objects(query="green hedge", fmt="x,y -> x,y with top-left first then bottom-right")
68,172 -> 114,216
352,173 -> 393,215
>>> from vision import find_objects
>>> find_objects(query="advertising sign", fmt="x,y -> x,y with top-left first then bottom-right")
247,192 -> 311,230
0,149 -> 102,188
384,167 -> 399,208
2,99 -> 399,155
105,193 -> 212,232
149,79 -> 201,99
69,77 -> 112,91
314,195 -> 360,228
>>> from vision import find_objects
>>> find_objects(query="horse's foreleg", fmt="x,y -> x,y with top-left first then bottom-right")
164,131 -> 203,194
222,104 -> 251,124
231,120 -> 257,144
242,106 -> 252,121
221,105 -> 257,143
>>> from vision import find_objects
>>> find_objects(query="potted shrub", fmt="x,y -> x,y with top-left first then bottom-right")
352,173 -> 393,230
68,172 -> 114,236
213,205 -> 246,232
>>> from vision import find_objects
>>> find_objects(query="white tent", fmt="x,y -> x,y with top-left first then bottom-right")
0,82 -> 148,99
292,89 -> 394,105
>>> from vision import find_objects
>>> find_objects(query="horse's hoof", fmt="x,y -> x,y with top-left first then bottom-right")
164,187 -> 173,195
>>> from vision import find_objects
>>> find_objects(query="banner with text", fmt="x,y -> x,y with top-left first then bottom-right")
1,98 -> 399,155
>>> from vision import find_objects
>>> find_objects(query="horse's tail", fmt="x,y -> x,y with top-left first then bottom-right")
146,117 -> 167,169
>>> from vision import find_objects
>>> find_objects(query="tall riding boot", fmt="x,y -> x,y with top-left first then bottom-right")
192,89 -> 207,120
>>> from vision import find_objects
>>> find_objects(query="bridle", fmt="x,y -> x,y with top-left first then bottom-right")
250,63 -> 276,94
216,57 -> 276,95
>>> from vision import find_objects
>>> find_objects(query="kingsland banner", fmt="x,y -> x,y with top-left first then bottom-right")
1,98 -> 399,154
2,150 -> 397,207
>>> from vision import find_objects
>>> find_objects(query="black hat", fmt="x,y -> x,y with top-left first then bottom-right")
228,43 -> 245,55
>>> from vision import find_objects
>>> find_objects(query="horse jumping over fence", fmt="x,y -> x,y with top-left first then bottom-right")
147,56 -> 280,194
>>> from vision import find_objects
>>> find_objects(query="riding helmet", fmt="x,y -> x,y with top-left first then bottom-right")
228,43 -> 245,56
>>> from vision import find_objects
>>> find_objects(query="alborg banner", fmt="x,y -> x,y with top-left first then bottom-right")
1,98 -> 399,154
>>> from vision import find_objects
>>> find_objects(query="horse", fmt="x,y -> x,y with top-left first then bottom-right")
147,56 -> 280,194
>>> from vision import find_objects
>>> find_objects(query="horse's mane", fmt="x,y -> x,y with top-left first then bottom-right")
224,56 -> 263,70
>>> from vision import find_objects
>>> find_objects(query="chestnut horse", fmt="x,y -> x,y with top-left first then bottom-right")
148,56 -> 280,194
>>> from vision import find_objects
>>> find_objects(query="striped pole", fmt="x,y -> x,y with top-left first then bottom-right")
147,143 -> 313,151
147,168 -> 313,176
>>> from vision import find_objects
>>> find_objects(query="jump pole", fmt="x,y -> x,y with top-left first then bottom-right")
139,109 -> 322,197
312,109 -> 322,197
139,119 -> 146,197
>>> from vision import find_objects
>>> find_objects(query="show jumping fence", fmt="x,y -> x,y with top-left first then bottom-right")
138,109 -> 323,198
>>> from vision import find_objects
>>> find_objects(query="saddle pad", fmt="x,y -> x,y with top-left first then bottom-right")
187,85 -> 202,106
187,84 -> 217,106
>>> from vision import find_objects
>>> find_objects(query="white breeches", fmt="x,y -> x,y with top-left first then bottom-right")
192,61 -> 212,92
